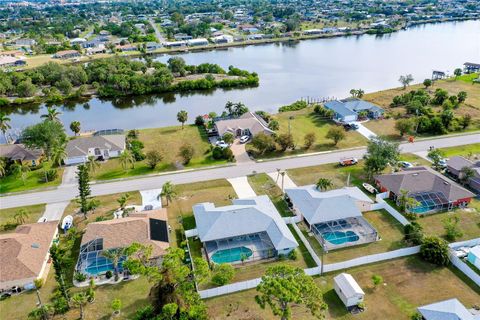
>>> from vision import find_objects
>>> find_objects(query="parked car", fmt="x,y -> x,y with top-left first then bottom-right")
348,122 -> 359,130
339,157 -> 358,166
239,135 -> 250,143
399,161 -> 413,169
215,140 -> 225,146
343,123 -> 352,131
217,142 -> 230,149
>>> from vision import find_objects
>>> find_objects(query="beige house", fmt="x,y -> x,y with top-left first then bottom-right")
215,112 -> 274,138
0,221 -> 59,291
0,144 -> 43,166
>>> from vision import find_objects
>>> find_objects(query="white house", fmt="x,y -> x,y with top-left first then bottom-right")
333,273 -> 365,310
467,245 -> 480,270
418,298 -> 480,320
187,38 -> 209,46
65,134 -> 125,165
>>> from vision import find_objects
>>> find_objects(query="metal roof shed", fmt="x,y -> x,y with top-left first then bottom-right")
333,273 -> 365,309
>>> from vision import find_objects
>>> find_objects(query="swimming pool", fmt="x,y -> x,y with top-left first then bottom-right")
211,246 -> 253,264
322,231 -> 360,245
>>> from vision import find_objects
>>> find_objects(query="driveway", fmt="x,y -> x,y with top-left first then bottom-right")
231,140 -> 254,164
41,201 -> 69,222
140,188 -> 162,209
59,165 -> 78,188
352,121 -> 377,140
227,177 -> 256,198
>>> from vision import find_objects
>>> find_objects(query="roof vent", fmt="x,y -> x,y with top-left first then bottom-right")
412,173 -> 419,176
31,243 -> 40,249
443,182 -> 449,185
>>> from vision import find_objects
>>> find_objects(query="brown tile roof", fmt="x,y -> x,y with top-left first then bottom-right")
81,209 -> 169,258
375,167 -> 475,201
0,221 -> 58,284
0,144 -> 43,161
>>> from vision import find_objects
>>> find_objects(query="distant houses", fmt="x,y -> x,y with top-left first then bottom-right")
0,56 -> 26,68
193,195 -> 298,264
375,166 -> 475,214
65,134 -> 125,165
0,221 -> 59,291
53,50 -> 80,59
324,98 -> 384,123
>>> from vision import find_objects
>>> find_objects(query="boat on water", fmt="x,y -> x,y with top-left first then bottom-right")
61,215 -> 73,232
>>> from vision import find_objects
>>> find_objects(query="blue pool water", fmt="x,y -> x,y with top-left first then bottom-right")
322,231 -> 360,245
211,247 -> 253,264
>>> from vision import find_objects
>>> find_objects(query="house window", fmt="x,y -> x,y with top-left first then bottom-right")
94,148 -> 101,156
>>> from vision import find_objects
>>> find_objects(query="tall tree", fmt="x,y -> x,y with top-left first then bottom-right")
12,162 -> 30,185
69,121 -> 81,135
326,127 -> 345,146
427,149 -> 444,170
22,120 -> 67,160
49,244 -> 70,304
41,106 -> 62,122
364,137 -> 400,179
459,166 -> 474,186
71,293 -> 88,320
117,193 -> 131,210
101,248 -> 126,281
453,68 -> 462,79
177,110 -> 188,129
119,150 -> 135,171
86,156 -> 100,173
159,181 -> 176,206
0,112 -> 11,143
255,265 -> 327,320
398,74 -> 414,89
52,143 -> 67,167
76,164 -> 91,217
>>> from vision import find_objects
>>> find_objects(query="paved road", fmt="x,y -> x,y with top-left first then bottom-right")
1,133 -> 478,209
149,19 -> 165,43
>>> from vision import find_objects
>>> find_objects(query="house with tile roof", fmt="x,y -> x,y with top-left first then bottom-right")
65,134 -> 125,165
375,166 -> 475,214
76,209 -> 169,278
193,195 -> 298,264
324,98 -> 384,123
0,144 -> 43,166
446,156 -> 480,194
0,221 -> 59,291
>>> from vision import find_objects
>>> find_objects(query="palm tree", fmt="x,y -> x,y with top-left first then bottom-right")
397,189 -> 420,212
101,248 -> 125,281
69,121 -> 81,136
158,181 -> 176,206
0,158 -> 6,177
316,178 -> 333,191
117,193 -> 131,210
52,143 -> 67,167
459,166 -> 475,186
177,110 -> 188,129
71,292 -> 88,320
0,113 -> 11,143
12,162 -> 30,185
119,150 -> 135,171
41,107 -> 62,122
28,303 -> 53,320
14,208 -> 30,224
86,156 -> 100,173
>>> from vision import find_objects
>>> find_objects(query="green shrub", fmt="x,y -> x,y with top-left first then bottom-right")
288,249 -> 297,260
279,100 -> 308,112
74,272 -> 87,282
105,270 -> 113,279
211,264 -> 235,286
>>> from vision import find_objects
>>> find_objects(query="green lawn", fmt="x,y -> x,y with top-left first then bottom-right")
248,107 -> 367,159
247,173 -> 293,217
91,125 -> 228,181
299,209 -> 406,264
205,256 -> 480,320
437,143 -> 480,158
0,204 -> 46,233
0,163 -> 64,194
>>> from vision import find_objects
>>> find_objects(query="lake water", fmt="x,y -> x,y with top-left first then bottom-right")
5,20 -> 480,135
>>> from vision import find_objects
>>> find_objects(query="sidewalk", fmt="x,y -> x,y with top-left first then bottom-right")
267,171 -> 297,190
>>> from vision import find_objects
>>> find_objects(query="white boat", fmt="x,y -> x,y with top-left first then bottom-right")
61,215 -> 73,231
362,183 -> 377,194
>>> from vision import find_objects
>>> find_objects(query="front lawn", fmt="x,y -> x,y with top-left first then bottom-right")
0,204 -> 46,233
205,256 -> 480,319
248,107 -> 367,159
247,173 -> 293,217
91,125 -> 228,181
438,143 -> 480,158
0,163 -> 64,194
299,209 -> 406,264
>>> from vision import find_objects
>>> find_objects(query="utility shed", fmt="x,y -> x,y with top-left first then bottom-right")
333,273 -> 365,309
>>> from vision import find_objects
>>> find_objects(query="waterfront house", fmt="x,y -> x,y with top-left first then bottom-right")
0,221 -> 59,291
65,134 -> 125,165
70,37 -> 87,46
14,38 -> 36,47
193,195 -> 298,264
76,209 -> 169,278
324,98 -> 384,122
446,156 -> 480,194
174,33 -> 192,41
417,298 -> 479,320
214,112 -> 274,138
0,144 -> 43,166
0,50 -> 24,57
187,38 -> 209,46
333,273 -> 365,310
284,186 -> 377,250
0,56 -> 26,68
375,167 -> 475,214
53,50 -> 80,59
146,42 -> 162,51
211,35 -> 234,44
467,245 -> 480,270
464,62 -> 480,74
116,44 -> 137,52
163,41 -> 187,48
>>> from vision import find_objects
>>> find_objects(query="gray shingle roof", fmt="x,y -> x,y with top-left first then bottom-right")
418,298 -> 477,320
324,98 -> 384,118
447,156 -> 476,172
193,195 -> 298,251
284,186 -> 372,225
375,167 -> 475,201
214,112 -> 274,137
0,144 -> 42,161
66,134 -> 125,158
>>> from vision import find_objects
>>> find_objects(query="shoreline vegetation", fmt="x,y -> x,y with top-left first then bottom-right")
0,56 -> 259,108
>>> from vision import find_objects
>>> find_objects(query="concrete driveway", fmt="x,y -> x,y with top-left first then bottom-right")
230,140 -> 253,164
41,201 -> 69,222
267,172 -> 297,190
352,121 -> 377,140
227,177 -> 257,198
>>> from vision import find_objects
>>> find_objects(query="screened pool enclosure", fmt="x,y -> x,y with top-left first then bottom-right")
204,231 -> 277,264
76,238 -> 127,276
312,217 -> 378,251
408,191 -> 451,214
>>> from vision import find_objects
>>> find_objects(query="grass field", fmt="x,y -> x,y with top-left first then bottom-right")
205,256 -> 480,320
91,125 -> 227,181
247,173 -> 293,217
248,107 -> 367,159
0,203 -> 46,233
299,209 -> 407,264
438,143 -> 480,158
0,164 -> 64,194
